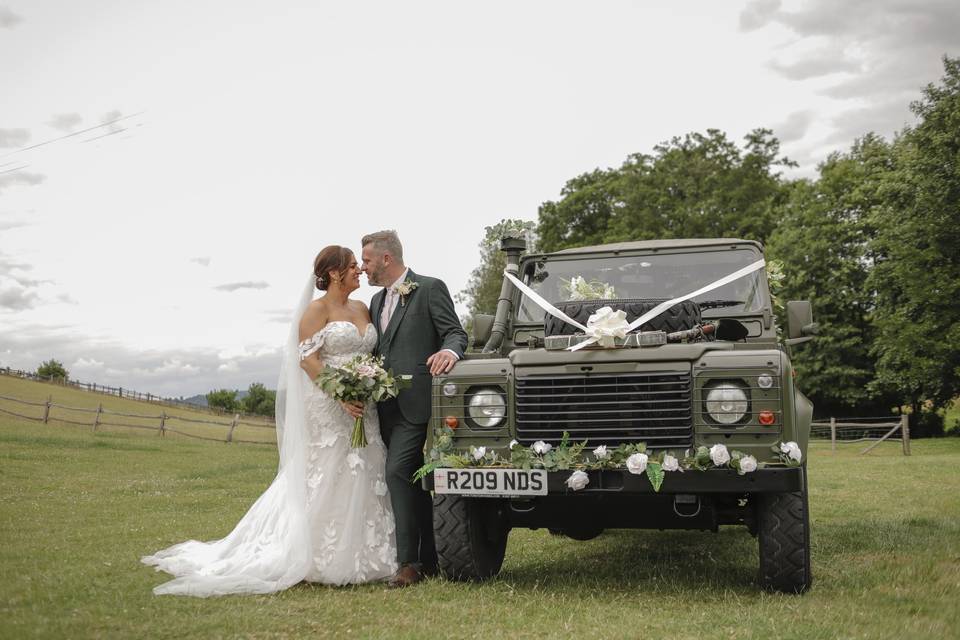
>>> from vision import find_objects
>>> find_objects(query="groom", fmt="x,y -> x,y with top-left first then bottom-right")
361,230 -> 468,588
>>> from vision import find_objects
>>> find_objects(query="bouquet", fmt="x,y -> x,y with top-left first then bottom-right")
314,354 -> 412,448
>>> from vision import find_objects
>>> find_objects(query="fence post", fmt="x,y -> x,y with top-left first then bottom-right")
42,395 -> 52,423
901,414 -> 911,456
830,417 -> 836,452
227,414 -> 239,443
159,412 -> 166,437
93,403 -> 102,431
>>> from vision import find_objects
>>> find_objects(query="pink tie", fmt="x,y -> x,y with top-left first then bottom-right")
380,290 -> 394,329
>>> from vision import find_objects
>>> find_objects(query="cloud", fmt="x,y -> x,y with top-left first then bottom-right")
0,277 -> 39,310
0,128 -> 30,148
0,6 -> 22,28
741,0 -> 960,166
772,109 -> 816,144
190,256 -> 211,267
0,170 -> 46,194
214,281 -> 270,292
0,328 -> 283,397
47,113 -> 83,132
0,218 -> 31,231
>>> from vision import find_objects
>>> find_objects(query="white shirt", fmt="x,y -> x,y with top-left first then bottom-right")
380,268 -> 459,361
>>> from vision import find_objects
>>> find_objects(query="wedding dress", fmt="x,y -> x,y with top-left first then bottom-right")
141,276 -> 397,596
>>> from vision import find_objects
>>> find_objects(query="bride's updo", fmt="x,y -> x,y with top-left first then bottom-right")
313,246 -> 354,291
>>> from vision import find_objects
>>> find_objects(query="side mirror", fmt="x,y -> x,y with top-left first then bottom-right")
785,301 -> 818,346
472,314 -> 494,347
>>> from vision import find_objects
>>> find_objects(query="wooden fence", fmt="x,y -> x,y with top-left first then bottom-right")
810,415 -> 911,456
0,393 -> 275,445
0,366 -> 274,422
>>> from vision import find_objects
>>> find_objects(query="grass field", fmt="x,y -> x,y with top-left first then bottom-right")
1,381 -> 959,639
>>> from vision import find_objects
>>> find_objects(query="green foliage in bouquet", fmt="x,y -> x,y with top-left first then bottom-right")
315,354 -> 411,448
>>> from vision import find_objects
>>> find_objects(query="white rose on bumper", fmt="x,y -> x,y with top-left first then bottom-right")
626,453 -> 648,475
585,306 -> 630,348
781,441 -> 803,463
532,440 -> 553,455
738,455 -> 758,474
593,445 -> 610,460
509,439 -> 519,450
662,454 -> 680,472
709,443 -> 731,466
472,446 -> 487,461
565,470 -> 590,491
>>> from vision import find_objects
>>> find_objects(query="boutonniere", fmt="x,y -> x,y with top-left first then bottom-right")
392,280 -> 419,306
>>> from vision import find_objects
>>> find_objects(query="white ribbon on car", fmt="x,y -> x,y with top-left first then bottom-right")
503,259 -> 766,351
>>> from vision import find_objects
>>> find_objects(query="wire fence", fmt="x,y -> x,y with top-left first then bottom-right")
0,392 -> 276,446
0,367 -> 275,423
810,415 -> 911,456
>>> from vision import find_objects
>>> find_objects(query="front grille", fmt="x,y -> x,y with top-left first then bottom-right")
515,372 -> 693,449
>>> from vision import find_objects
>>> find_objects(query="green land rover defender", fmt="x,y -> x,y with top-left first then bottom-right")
425,238 -> 816,593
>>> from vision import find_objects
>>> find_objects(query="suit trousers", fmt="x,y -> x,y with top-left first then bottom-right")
379,399 -> 436,568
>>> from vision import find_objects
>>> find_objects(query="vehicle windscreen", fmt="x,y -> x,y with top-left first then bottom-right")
516,248 -> 769,323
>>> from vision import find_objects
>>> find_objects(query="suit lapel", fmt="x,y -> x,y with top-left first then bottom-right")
382,270 -> 419,347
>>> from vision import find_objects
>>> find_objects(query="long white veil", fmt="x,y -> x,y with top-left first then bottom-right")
141,274 -> 316,597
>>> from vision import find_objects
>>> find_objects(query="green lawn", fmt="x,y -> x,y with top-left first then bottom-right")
1,411 -> 959,639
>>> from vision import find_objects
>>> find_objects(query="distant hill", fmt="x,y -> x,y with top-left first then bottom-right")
181,390 -> 250,408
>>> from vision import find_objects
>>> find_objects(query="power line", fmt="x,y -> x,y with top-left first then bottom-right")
0,111 -> 146,159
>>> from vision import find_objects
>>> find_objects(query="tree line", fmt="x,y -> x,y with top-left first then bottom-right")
459,56 -> 960,437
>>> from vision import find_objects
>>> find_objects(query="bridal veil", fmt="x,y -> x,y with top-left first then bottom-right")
141,275 -> 316,596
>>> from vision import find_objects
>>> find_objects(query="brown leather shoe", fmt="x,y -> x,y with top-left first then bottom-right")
388,564 -> 422,588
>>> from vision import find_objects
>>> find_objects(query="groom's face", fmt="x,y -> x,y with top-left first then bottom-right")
361,244 -> 387,287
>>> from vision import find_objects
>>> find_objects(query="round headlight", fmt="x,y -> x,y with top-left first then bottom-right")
467,388 -> 506,428
706,383 -> 748,424
757,374 -> 774,389
442,382 -> 458,397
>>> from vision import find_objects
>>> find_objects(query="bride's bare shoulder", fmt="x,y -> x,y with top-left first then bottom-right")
299,300 -> 329,341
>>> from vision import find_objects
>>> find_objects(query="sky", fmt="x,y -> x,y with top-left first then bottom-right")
1,0 -> 957,398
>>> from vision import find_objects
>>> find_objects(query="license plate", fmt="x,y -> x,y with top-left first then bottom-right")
434,468 -> 548,497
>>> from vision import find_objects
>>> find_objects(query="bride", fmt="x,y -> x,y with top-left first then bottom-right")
142,246 -> 397,596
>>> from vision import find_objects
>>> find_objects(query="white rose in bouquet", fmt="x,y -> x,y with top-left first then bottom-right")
738,455 -> 757,474
565,470 -> 589,491
472,446 -> 487,461
709,443 -> 731,466
532,440 -> 553,455
626,452 -> 648,475
662,454 -> 680,472
593,445 -> 610,460
509,439 -> 519,450
780,441 -> 803,463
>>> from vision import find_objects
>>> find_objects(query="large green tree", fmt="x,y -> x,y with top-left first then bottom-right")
457,218 -> 537,318
767,135 -> 896,415
867,56 -> 960,435
36,359 -> 68,381
206,389 -> 239,413
538,129 -> 793,252
242,382 -> 276,417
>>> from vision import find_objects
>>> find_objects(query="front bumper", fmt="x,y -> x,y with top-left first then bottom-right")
422,466 -> 802,495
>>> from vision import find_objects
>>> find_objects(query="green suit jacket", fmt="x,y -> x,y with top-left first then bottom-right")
372,270 -> 468,424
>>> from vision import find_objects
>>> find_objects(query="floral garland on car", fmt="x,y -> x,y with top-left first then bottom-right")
414,427 -> 803,493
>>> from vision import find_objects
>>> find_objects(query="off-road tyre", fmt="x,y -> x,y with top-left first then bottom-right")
544,298 -> 701,337
757,465 -> 812,593
433,493 -> 508,581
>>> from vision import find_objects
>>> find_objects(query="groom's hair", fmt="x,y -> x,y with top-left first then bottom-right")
361,230 -> 404,264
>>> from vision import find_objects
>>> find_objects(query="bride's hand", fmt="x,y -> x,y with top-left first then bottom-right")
341,400 -> 364,419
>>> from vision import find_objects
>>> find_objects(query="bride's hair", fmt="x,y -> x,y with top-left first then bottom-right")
313,246 -> 354,291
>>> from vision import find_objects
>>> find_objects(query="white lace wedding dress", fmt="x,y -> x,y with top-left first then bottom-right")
298,321 -> 397,584
142,312 -> 397,596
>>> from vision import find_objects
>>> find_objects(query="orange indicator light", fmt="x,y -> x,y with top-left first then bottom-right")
444,416 -> 459,429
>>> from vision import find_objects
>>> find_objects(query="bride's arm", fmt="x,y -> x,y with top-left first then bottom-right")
298,303 -> 327,380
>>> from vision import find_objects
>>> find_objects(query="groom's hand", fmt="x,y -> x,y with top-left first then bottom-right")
341,400 -> 364,419
426,350 -> 457,376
